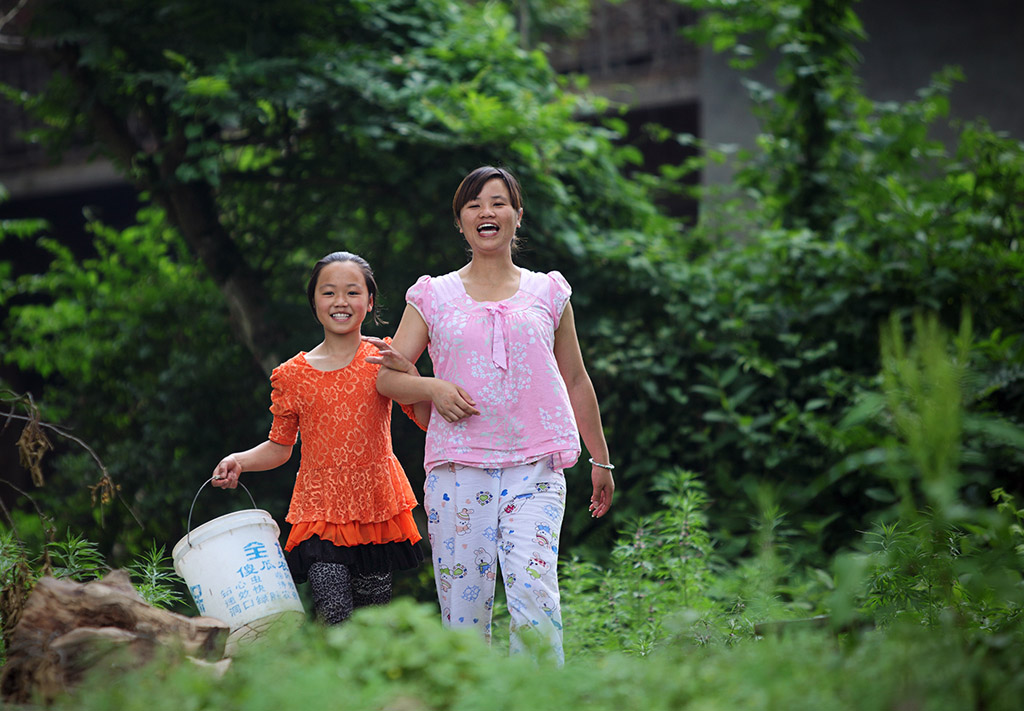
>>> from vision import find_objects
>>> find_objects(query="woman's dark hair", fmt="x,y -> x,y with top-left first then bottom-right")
452,166 -> 525,254
306,251 -> 384,326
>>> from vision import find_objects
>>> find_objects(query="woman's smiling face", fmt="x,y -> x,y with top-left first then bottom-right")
457,177 -> 523,256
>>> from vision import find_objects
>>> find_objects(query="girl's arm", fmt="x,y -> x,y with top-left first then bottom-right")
375,305 -> 480,423
553,302 -> 615,518
211,440 -> 293,489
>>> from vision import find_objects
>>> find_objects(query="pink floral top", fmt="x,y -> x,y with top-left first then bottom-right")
407,269 -> 581,472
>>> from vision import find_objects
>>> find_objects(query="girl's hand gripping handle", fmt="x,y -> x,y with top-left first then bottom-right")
211,454 -> 242,489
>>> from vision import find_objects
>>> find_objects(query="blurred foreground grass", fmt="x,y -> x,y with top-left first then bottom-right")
59,597 -> 1022,711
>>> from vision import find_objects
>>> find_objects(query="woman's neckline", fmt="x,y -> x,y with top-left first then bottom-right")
456,266 -> 524,304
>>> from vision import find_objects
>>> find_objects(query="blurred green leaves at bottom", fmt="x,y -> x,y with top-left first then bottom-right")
60,596 -> 1024,711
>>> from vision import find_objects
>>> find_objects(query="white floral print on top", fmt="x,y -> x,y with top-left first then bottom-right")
406,269 -> 581,473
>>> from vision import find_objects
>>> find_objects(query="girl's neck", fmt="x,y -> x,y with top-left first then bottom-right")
305,330 -> 362,371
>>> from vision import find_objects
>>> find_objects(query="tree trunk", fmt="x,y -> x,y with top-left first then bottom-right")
55,46 -> 283,377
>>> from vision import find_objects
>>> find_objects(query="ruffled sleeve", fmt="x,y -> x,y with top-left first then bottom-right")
405,275 -> 434,329
545,270 -> 572,329
399,402 -> 428,432
268,361 -> 299,446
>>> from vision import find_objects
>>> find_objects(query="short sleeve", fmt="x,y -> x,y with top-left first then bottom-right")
267,365 -> 299,446
546,270 -> 572,329
405,275 -> 434,327
398,402 -> 429,431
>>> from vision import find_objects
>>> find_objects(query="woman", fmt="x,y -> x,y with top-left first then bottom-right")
375,165 -> 614,663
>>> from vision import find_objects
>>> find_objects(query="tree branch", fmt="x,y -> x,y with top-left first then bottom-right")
2,391 -> 144,529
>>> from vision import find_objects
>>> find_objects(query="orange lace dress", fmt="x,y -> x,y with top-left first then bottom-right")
268,339 -> 424,581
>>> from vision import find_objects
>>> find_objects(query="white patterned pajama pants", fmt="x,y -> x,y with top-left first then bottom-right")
424,458 -> 566,663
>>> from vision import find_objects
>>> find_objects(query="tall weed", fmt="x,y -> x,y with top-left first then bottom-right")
562,468 -> 746,655
829,313 -> 1024,638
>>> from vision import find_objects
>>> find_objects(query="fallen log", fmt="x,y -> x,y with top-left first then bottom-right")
0,570 -> 229,705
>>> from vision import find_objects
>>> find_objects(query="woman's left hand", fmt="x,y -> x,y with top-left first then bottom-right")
589,466 -> 615,518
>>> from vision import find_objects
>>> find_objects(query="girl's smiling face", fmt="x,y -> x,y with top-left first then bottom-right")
457,177 -> 523,256
314,261 -> 372,336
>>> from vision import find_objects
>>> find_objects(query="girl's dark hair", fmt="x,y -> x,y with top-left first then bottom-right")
452,166 -> 525,254
306,251 -> 384,326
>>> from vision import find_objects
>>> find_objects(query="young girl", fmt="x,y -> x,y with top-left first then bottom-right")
376,166 -> 615,663
211,251 -> 428,625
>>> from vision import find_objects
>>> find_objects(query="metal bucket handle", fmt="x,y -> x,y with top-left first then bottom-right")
186,477 -> 258,547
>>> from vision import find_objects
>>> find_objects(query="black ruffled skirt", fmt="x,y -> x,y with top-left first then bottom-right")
286,535 -> 424,584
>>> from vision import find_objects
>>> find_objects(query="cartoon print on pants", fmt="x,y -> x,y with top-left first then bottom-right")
502,493 -> 533,516
533,589 -> 561,629
439,562 -> 468,580
424,461 -> 566,664
534,522 -> 557,550
474,548 -> 496,580
455,507 -> 474,535
525,551 -> 551,580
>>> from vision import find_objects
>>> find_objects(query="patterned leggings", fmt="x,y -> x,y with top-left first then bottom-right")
306,562 -> 393,625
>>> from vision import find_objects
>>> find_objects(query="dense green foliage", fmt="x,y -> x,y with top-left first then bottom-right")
580,0 -> 1024,554
2,211 -> 267,555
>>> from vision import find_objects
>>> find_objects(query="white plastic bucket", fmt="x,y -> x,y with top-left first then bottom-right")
173,480 -> 305,653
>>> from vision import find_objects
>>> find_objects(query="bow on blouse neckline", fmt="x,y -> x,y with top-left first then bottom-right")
483,301 -> 513,370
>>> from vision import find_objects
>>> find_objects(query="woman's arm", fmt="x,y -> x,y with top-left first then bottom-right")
375,305 -> 480,423
211,440 -> 293,489
364,335 -> 432,428
553,302 -> 615,518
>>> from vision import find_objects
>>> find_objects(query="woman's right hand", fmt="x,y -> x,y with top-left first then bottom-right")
211,454 -> 242,489
364,337 -> 418,375
431,380 -> 480,422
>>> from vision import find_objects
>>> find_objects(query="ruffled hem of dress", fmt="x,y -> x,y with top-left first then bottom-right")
284,509 -> 422,551
286,536 -> 424,583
